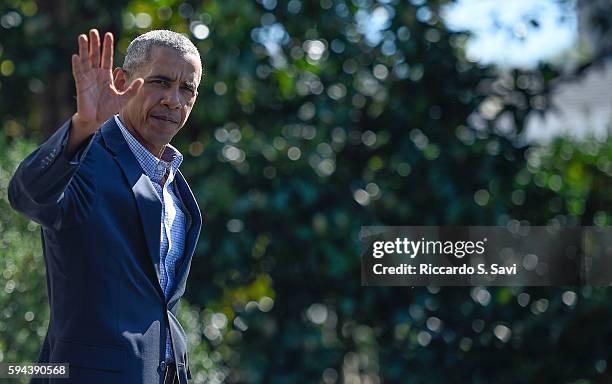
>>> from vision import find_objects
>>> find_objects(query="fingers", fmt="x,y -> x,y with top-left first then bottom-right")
89,29 -> 101,68
71,54 -> 79,79
78,34 -> 89,68
101,32 -> 114,70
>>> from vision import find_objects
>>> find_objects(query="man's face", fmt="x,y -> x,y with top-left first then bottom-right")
116,46 -> 201,154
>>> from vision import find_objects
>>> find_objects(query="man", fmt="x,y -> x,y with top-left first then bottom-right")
8,28 -> 203,384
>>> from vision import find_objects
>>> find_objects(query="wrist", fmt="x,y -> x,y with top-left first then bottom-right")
72,113 -> 99,133
64,113 -> 97,160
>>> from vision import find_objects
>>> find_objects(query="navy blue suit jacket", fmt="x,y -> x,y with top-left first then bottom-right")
8,116 -> 202,383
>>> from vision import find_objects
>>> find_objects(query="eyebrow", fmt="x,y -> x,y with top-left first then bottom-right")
148,75 -> 197,90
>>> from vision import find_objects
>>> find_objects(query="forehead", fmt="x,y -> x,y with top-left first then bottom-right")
142,46 -> 201,83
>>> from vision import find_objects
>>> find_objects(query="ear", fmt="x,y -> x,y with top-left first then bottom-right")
113,68 -> 129,92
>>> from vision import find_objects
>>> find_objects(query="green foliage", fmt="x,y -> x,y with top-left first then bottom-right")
517,137 -> 612,224
0,136 -> 47,372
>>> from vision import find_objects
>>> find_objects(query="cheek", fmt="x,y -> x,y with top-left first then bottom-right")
127,94 -> 148,113
181,107 -> 192,121
141,96 -> 161,118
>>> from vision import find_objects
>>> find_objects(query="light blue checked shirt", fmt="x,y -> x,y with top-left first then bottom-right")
115,115 -> 186,362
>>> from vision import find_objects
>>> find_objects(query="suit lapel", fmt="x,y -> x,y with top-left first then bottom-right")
99,118 -> 164,299
168,169 -> 202,306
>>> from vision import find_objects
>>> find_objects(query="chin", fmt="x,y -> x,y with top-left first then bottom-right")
149,124 -> 176,137
154,133 -> 176,146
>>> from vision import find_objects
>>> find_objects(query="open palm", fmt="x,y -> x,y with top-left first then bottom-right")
71,29 -> 143,130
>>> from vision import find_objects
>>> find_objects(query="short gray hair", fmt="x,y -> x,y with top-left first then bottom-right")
123,29 -> 202,82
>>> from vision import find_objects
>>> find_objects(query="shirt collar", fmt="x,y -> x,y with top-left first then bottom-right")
114,114 -> 183,184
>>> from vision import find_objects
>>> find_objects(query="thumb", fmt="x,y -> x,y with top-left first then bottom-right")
119,78 -> 144,99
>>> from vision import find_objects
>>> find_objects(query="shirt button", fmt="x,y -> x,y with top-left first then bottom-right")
159,361 -> 167,371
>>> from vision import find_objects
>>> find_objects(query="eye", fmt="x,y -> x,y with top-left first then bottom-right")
152,79 -> 169,87
181,86 -> 195,95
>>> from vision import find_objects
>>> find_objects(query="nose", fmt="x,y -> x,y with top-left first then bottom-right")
161,86 -> 181,109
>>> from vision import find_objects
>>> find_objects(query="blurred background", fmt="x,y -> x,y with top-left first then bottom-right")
1,0 -> 611,383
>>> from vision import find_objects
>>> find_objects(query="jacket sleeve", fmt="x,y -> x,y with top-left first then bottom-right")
8,117 -> 98,230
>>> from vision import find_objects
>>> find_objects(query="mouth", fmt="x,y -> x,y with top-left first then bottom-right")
150,114 -> 179,124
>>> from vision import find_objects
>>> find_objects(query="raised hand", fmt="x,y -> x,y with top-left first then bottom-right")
65,29 -> 143,158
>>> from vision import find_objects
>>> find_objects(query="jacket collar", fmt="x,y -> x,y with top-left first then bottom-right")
99,117 -> 202,301
100,118 -> 164,297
